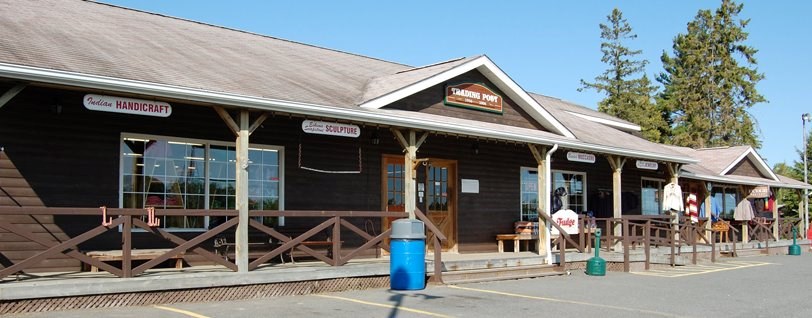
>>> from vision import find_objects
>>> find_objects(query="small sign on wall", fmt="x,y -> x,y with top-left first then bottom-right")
636,160 -> 659,170
461,179 -> 479,193
566,152 -> 595,164
301,120 -> 360,138
83,94 -> 172,117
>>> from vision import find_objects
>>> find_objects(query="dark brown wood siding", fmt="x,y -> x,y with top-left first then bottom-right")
0,85 -> 676,264
383,70 -> 546,131
728,158 -> 769,179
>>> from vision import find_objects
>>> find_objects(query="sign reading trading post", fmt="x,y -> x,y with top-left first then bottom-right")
444,83 -> 503,114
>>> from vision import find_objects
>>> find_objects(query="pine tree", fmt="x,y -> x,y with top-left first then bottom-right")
580,8 -> 666,142
658,0 -> 766,148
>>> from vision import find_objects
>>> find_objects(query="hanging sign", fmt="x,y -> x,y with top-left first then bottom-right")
444,83 -> 503,114
636,160 -> 659,170
747,185 -> 770,199
83,94 -> 172,117
566,152 -> 595,163
301,120 -> 360,138
550,209 -> 579,235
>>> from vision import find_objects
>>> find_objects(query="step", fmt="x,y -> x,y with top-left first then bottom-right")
437,264 -> 565,284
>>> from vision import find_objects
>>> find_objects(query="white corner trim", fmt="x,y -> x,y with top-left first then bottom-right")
720,148 -> 779,181
358,56 -> 576,139
567,111 -> 641,132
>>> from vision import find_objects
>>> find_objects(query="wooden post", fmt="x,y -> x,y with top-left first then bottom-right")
393,129 -> 428,220
528,144 -> 548,256
607,155 -> 626,251
772,193 -> 779,240
667,163 -> 681,243
0,84 -> 26,109
123,215 -> 132,278
213,107 -> 270,272
704,188 -> 713,243
235,110 -> 250,272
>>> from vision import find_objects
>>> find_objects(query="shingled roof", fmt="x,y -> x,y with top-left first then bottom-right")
0,0 -> 697,163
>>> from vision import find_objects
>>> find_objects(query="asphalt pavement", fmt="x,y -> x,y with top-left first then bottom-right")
9,253 -> 812,318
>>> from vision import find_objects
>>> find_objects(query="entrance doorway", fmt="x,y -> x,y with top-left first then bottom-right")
381,155 -> 457,252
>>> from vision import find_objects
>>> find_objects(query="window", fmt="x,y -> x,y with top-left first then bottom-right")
120,134 -> 283,230
713,186 -> 738,219
520,167 -> 539,221
552,170 -> 586,213
641,178 -> 663,215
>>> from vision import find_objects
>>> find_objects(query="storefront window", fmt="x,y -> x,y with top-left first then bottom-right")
520,167 -> 538,221
552,170 -> 586,213
641,178 -> 663,215
121,134 -> 283,230
712,186 -> 738,219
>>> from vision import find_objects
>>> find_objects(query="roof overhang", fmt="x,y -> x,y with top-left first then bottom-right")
680,171 -> 812,190
566,111 -> 641,132
0,62 -> 696,164
720,147 -> 779,181
358,55 -> 576,139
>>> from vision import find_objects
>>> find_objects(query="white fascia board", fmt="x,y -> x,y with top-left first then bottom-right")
682,172 -> 811,190
0,62 -> 696,164
358,56 -> 576,139
720,148 -> 779,181
567,111 -> 641,132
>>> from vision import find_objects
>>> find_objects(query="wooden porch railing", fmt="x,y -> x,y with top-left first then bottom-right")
778,217 -> 802,240
0,206 -> 414,280
414,208 -> 446,283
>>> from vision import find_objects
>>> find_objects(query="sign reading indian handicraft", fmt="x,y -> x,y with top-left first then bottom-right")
566,152 -> 596,163
636,160 -> 659,170
83,94 -> 172,117
301,120 -> 360,138
444,83 -> 503,113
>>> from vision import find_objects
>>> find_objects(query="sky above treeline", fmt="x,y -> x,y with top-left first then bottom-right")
99,0 -> 812,167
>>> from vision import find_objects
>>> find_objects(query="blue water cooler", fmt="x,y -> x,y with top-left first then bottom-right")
390,219 -> 426,290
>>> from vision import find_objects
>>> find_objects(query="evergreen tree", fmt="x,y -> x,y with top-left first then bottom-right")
579,8 -> 666,142
658,0 -> 765,148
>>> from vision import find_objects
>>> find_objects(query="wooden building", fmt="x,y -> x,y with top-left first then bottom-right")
0,1 -> 807,275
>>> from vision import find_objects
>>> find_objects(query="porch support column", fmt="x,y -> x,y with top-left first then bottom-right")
393,129 -> 428,220
0,84 -> 27,109
666,163 -> 682,243
607,155 -> 626,250
214,107 -> 270,273
528,144 -> 549,257
704,184 -> 713,242
772,191 -> 779,240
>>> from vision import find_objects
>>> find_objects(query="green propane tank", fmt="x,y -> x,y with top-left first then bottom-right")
586,228 -> 606,276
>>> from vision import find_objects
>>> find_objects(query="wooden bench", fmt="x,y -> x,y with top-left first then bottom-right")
84,249 -> 184,272
213,237 -> 338,264
496,234 -> 539,253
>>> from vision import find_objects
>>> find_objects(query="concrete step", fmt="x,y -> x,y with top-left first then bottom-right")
437,264 -> 565,284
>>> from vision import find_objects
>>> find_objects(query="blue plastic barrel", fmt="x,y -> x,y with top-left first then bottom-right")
390,238 -> 426,290
390,219 -> 426,290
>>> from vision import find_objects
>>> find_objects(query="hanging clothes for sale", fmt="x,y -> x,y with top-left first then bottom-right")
662,182 -> 683,213
733,199 -> 755,221
685,193 -> 698,223
699,195 -> 723,221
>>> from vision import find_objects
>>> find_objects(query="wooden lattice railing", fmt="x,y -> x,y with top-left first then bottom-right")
0,207 -> 418,280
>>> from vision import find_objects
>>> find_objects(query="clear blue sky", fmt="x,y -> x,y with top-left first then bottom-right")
100,0 -> 811,167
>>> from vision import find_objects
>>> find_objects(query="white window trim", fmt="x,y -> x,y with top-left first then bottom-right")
519,166 -> 539,221
551,169 -> 587,213
119,132 -> 285,232
640,177 -> 665,215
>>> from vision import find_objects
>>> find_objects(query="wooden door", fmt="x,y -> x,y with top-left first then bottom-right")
419,159 -> 457,252
381,155 -> 405,244
381,156 -> 457,252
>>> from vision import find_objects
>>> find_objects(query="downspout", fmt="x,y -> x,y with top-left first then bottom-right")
544,144 -> 559,265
